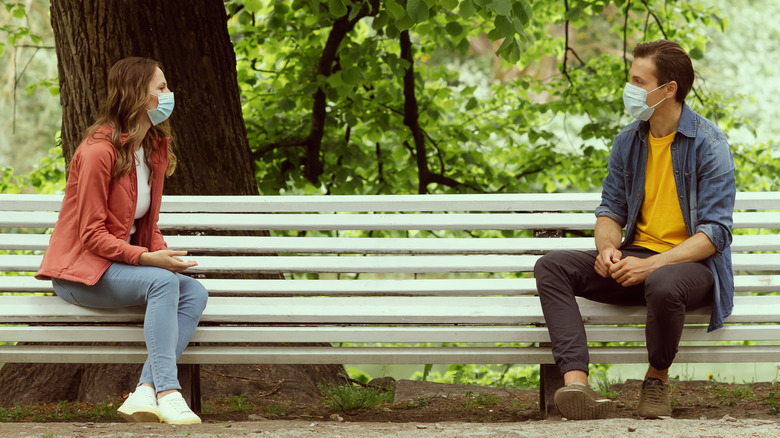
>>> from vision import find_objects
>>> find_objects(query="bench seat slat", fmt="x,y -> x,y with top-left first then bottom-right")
1,296 -> 778,325
4,325 -> 780,343
3,253 -> 780,274
5,275 -> 780,295
6,234 -> 780,253
2,345 -> 780,365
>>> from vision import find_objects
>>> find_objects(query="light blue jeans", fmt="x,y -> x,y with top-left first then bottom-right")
52,263 -> 208,392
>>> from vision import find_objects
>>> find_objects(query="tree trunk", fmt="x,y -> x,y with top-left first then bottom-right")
50,0 -> 256,195
0,0 -> 344,408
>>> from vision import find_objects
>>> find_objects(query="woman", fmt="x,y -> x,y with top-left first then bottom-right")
36,57 -> 208,425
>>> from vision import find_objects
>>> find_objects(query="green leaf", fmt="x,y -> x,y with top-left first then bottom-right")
407,0 -> 430,22
445,21 -> 463,37
12,5 -> 25,19
689,47 -> 704,60
0,43 -> 4,57
487,0 -> 511,16
343,67 -> 363,85
441,0 -> 459,10
495,14 -> 513,36
512,1 -> 532,25
244,0 -> 263,13
393,13 -> 415,31
459,0 -> 475,18
386,0 -> 406,19
329,0 -> 348,17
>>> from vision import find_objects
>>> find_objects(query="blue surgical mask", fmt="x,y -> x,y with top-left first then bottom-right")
147,92 -> 174,125
623,82 -> 668,121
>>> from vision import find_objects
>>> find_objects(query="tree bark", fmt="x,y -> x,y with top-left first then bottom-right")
50,0 -> 256,195
0,0 -> 343,408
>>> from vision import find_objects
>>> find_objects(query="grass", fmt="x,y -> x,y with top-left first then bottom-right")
462,391 -> 500,410
395,396 -> 429,409
0,399 -> 120,422
318,383 -> 394,413
591,369 -> 621,399
226,394 -> 252,413
262,403 -> 290,417
708,384 -> 754,406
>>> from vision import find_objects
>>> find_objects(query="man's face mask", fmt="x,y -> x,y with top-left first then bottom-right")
623,82 -> 668,121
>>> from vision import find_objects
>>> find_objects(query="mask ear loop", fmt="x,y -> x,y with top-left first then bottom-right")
648,82 -> 670,108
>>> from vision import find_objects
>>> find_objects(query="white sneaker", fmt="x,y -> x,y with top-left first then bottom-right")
117,385 -> 162,423
157,391 -> 201,424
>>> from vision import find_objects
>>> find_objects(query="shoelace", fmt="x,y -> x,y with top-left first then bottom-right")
642,384 -> 667,405
133,390 -> 157,406
165,396 -> 193,415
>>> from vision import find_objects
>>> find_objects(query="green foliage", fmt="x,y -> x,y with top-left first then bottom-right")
228,0 -> 739,196
226,393 -> 252,413
708,384 -> 754,406
318,383 -> 394,412
262,403 -> 290,417
1,141 -> 65,194
410,363 -> 540,389
462,391 -> 500,410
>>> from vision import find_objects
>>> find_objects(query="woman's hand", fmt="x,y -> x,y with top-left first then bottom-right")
138,250 -> 197,272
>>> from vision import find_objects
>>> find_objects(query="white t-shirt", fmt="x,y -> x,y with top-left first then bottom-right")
129,147 -> 152,239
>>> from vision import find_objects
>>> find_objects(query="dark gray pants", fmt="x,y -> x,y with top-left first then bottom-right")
534,246 -> 713,375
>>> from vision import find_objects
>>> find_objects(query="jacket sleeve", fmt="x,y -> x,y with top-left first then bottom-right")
74,143 -> 146,265
595,137 -> 629,227
150,225 -> 169,252
695,136 -> 736,254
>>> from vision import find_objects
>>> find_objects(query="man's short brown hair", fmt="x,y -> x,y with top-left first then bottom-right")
633,40 -> 694,103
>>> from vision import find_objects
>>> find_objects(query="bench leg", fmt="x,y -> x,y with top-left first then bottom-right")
539,363 -> 564,416
177,364 -> 202,413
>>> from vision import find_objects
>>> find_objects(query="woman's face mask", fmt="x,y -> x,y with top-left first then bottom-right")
623,82 -> 668,121
147,92 -> 174,126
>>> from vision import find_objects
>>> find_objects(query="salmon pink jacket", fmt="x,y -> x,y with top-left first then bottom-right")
36,126 -> 170,285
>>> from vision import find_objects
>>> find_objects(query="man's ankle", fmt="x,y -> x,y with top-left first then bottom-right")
645,365 -> 669,383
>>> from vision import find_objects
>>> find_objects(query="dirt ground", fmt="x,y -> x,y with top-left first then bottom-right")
3,378 -> 780,437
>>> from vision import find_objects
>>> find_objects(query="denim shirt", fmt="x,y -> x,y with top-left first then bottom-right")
594,103 -> 736,332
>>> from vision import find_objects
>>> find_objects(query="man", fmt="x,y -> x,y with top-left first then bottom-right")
534,40 -> 736,420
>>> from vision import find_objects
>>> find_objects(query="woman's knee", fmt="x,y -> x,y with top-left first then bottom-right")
146,268 -> 181,297
178,275 -> 209,310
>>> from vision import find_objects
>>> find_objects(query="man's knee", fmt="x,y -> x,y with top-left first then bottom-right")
534,250 -> 570,277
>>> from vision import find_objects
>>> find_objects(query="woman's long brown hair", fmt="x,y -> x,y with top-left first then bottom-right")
82,57 -> 177,181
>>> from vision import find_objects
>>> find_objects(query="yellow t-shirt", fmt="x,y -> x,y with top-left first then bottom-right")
632,131 -> 689,253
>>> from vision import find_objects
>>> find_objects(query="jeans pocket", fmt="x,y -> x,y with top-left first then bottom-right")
51,278 -> 82,306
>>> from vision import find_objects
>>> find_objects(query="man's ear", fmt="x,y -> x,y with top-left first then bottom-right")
665,81 -> 678,99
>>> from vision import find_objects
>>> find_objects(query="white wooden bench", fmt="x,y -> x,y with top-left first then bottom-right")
2,192 -> 780,413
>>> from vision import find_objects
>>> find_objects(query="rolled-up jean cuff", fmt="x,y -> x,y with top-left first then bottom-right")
559,362 -> 590,376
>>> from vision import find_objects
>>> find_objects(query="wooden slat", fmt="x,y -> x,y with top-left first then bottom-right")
2,344 -> 779,365
4,253 -> 780,274
5,275 -> 780,297
2,295 -> 779,325
6,233 -> 780,253
3,192 -> 780,213
4,325 -> 780,344
4,211 -> 780,232
6,275 -> 780,296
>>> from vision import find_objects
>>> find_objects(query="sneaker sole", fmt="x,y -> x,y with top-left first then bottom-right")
554,388 -> 614,420
117,406 -> 163,423
163,417 -> 202,425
